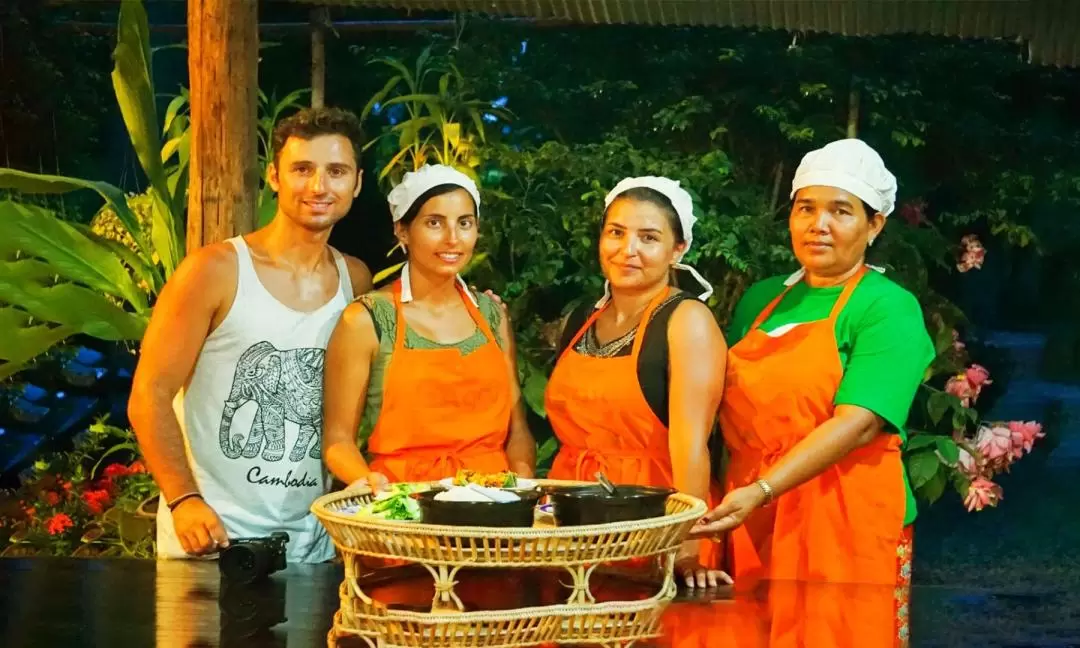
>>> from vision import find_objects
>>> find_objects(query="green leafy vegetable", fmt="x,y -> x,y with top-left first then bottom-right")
357,484 -> 422,521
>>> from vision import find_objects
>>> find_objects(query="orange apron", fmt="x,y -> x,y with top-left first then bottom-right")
545,287 -> 721,569
718,266 -> 911,647
366,281 -> 513,483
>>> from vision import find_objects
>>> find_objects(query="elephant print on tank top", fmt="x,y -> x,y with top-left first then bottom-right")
219,341 -> 325,463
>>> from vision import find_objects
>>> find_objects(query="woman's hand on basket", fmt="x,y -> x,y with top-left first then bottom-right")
688,484 -> 767,539
675,542 -> 733,589
348,471 -> 390,493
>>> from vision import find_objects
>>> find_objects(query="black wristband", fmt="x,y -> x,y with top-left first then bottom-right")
167,492 -> 203,511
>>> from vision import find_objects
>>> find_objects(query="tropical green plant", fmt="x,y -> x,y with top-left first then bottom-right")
360,46 -> 510,186
0,0 -> 180,380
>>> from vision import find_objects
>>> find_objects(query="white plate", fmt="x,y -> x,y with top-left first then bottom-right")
437,477 -> 538,490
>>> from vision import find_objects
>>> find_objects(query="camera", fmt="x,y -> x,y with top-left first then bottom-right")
219,532 -> 289,584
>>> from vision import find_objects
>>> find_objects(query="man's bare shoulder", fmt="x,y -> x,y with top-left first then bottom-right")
341,253 -> 373,295
163,241 -> 238,300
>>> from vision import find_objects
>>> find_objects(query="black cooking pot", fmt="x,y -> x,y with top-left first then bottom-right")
415,489 -> 543,527
545,484 -> 675,526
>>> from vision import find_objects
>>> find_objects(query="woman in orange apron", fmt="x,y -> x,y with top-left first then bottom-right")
545,176 -> 729,589
690,139 -> 934,647
322,164 -> 536,488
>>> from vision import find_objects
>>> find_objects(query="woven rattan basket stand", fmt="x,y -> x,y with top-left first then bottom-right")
311,479 -> 706,648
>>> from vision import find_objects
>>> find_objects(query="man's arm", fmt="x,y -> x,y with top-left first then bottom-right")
127,243 -> 236,553
343,254 -> 373,296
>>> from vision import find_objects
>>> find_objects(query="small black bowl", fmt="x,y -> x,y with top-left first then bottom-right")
415,488 -> 543,527
546,484 -> 675,526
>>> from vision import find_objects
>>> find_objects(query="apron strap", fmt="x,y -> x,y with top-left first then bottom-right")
749,264 -> 870,332
828,265 -> 869,320
390,279 -> 500,349
629,286 -> 673,358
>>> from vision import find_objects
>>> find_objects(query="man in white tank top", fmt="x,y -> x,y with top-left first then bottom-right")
128,107 -> 373,563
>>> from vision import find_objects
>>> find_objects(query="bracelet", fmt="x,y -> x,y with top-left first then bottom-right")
167,492 -> 203,511
755,478 -> 775,505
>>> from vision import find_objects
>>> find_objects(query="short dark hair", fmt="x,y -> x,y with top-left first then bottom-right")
271,107 -> 366,165
603,187 -> 686,244
398,183 -> 476,227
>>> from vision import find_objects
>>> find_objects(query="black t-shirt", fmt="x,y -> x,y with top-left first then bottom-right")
557,293 -> 692,427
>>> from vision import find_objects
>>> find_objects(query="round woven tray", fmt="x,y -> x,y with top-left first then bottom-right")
310,479 -> 707,568
314,479 -> 706,647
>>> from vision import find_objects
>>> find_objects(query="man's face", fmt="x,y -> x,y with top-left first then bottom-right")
267,134 -> 362,232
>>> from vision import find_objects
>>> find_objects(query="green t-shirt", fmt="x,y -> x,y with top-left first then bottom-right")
355,291 -> 504,448
726,270 -> 934,525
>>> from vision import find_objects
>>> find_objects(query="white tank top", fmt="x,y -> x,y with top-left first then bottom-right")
156,236 -> 352,563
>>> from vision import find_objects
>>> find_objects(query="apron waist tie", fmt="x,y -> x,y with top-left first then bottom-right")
372,446 -> 504,479
562,445 -> 669,480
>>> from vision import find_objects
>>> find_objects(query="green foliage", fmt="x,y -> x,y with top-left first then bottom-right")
361,46 -> 510,186
0,0 -> 173,380
0,419 -> 158,558
361,27 -> 1076,503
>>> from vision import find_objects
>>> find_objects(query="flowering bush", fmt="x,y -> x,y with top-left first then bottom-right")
906,333 -> 1045,512
0,419 -> 159,557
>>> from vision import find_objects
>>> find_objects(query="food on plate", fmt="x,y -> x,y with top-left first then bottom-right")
451,469 -> 520,488
434,484 -> 522,503
355,483 -> 422,521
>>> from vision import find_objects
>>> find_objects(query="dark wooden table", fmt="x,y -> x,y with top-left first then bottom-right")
0,557 -> 988,647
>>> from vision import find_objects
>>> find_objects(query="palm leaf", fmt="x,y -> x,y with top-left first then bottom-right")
0,200 -> 148,310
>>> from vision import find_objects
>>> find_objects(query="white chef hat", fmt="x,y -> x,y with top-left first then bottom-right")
387,164 -> 481,223
596,176 -> 714,307
386,164 -> 481,306
790,138 -> 897,217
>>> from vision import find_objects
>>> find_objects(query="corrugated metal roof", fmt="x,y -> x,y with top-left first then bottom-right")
287,0 -> 1080,67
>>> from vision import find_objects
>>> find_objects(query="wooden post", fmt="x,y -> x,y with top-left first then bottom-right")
186,0 -> 260,252
311,7 -> 328,108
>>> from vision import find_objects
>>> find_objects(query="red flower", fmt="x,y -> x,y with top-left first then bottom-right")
82,489 -> 113,515
128,460 -> 147,474
103,463 -> 130,479
43,492 -> 61,507
45,513 -> 74,536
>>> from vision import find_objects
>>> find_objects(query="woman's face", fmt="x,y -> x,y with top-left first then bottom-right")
396,188 -> 478,278
789,186 -> 885,278
599,197 -> 686,294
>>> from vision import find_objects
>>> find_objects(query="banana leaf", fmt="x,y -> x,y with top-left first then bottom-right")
71,223 -> 162,296
112,0 -> 178,275
0,200 -> 149,311
0,261 -> 148,341
0,172 -> 156,270
0,307 -> 77,381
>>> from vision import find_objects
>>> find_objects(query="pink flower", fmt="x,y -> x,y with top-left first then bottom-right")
957,447 -> 979,478
45,513 -> 74,536
952,329 -> 966,352
975,424 -> 1012,465
945,375 -> 976,407
964,477 -> 1003,512
965,364 -> 992,389
899,200 -> 928,227
957,234 -> 986,273
1007,420 -> 1044,457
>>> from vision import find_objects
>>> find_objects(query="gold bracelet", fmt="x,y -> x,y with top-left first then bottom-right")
755,478 -> 775,505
